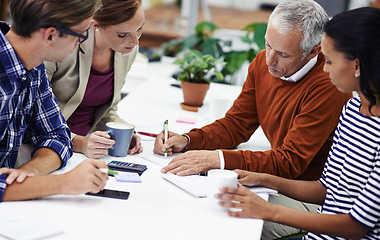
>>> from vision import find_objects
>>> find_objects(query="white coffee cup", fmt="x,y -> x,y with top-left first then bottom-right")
209,95 -> 231,121
207,169 -> 238,211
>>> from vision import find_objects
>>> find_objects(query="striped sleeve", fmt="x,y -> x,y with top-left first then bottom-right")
349,147 -> 380,228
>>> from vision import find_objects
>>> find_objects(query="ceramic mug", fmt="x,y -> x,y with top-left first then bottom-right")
105,122 -> 135,157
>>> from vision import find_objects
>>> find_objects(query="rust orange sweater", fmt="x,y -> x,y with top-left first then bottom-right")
187,50 -> 352,180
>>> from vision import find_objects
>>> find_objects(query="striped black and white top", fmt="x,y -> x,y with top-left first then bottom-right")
308,96 -> 380,240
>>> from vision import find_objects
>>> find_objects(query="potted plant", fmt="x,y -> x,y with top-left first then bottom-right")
173,49 -> 224,111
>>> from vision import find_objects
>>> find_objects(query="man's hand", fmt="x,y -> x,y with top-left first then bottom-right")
153,131 -> 188,156
61,159 -> 108,195
0,168 -> 34,184
160,150 -> 220,176
128,134 -> 143,154
74,131 -> 115,159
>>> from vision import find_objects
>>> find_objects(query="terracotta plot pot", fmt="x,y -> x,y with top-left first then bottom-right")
180,82 -> 210,111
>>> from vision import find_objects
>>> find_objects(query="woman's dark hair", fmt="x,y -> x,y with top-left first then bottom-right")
93,0 -> 142,28
324,7 -> 380,113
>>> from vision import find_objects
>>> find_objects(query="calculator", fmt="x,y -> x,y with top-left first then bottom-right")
107,160 -> 147,175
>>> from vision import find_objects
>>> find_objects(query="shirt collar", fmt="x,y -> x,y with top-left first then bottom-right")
0,21 -> 30,82
280,55 -> 318,82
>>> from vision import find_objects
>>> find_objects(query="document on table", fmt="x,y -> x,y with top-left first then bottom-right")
139,152 -> 181,167
162,173 -> 278,198
0,217 -> 64,240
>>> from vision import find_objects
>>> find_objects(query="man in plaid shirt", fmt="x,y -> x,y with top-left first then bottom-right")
0,0 -> 109,202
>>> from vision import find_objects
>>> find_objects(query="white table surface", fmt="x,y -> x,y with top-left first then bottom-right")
0,62 -> 271,240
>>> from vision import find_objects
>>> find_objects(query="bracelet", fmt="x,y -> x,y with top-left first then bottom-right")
181,134 -> 190,152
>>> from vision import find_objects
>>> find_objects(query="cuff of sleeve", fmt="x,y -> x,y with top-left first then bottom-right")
0,174 -> 8,202
181,134 -> 190,152
216,150 -> 225,169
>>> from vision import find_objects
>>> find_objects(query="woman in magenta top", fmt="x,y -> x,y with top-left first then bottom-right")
45,0 -> 144,158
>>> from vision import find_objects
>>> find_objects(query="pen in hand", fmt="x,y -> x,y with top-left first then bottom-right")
163,120 -> 168,158
99,168 -> 124,176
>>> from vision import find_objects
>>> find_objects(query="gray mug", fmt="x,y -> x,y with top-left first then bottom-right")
105,122 -> 135,157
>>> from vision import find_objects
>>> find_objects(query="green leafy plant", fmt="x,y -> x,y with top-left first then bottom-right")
161,21 -> 230,58
161,21 -> 267,84
173,50 -> 224,84
221,22 -> 267,78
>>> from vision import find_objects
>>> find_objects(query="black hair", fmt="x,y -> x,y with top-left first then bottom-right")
324,7 -> 380,113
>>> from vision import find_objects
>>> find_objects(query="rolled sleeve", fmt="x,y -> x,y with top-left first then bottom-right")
27,67 -> 73,168
0,174 -> 7,202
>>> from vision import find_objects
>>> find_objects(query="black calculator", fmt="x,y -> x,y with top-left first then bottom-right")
107,160 -> 147,175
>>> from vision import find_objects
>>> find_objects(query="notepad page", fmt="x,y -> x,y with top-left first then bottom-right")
139,152 -> 181,167
162,173 -> 207,198
162,173 -> 278,198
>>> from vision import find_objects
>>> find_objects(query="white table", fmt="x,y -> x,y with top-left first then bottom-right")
0,69 -> 271,240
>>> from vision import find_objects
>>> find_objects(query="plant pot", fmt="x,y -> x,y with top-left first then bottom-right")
181,81 -> 210,109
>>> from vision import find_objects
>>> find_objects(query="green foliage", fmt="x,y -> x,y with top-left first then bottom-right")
173,50 -> 225,84
161,21 -> 267,84
161,21 -> 230,58
221,22 -> 267,77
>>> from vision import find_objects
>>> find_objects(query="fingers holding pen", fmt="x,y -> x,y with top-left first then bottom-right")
153,131 -> 186,155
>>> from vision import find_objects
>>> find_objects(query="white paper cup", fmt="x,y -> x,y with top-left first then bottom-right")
209,95 -> 231,121
207,169 -> 238,211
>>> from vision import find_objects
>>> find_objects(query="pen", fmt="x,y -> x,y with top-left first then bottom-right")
163,119 -> 168,158
137,131 -> 158,138
99,168 -> 123,175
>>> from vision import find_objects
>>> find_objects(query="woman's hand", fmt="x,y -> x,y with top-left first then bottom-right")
216,183 -> 273,220
73,131 -> 115,159
128,134 -> 143,154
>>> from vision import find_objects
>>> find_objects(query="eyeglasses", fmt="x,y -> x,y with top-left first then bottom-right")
41,25 -> 89,43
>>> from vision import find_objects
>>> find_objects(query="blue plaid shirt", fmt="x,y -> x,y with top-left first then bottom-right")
0,22 -> 73,201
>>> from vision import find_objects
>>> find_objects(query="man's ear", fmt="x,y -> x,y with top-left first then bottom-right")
306,44 -> 321,60
41,27 -> 57,44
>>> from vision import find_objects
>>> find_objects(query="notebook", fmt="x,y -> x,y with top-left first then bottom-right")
139,152 -> 181,167
162,173 -> 278,198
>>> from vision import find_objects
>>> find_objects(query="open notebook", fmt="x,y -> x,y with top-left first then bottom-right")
139,152 -> 180,167
162,173 -> 278,198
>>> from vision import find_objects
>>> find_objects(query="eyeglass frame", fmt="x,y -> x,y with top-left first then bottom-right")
40,25 -> 89,44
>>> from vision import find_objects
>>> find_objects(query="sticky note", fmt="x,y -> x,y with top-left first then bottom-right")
114,172 -> 142,183
176,117 -> 197,124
